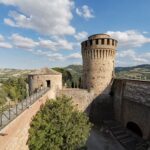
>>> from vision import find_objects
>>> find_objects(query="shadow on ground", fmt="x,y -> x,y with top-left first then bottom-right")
86,126 -> 125,150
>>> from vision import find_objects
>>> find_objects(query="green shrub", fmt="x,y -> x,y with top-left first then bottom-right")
28,96 -> 92,150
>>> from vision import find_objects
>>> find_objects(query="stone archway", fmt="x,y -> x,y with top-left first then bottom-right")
126,122 -> 143,137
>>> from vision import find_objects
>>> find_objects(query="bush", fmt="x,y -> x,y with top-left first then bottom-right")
28,96 -> 92,150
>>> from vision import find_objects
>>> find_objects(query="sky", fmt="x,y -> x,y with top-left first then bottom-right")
0,0 -> 150,69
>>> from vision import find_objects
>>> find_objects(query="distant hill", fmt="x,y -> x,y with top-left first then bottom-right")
65,64 -> 150,80
65,65 -> 83,82
65,65 -> 82,75
0,69 -> 33,80
115,64 -> 150,80
115,64 -> 150,72
0,64 -> 150,81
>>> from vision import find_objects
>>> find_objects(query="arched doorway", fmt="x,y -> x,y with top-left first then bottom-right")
126,122 -> 143,137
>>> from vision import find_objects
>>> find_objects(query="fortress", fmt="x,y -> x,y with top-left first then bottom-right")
0,33 -> 150,150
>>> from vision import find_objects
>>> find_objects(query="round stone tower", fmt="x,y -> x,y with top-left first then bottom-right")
81,34 -> 117,96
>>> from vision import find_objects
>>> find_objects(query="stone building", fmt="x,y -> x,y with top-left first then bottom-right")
81,34 -> 117,96
28,68 -> 62,95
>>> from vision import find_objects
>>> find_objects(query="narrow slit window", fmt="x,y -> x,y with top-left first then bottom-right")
107,39 -> 110,45
96,39 -> 99,45
101,39 -> 104,45
90,40 -> 92,45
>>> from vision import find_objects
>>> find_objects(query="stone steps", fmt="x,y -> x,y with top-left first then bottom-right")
103,120 -> 148,150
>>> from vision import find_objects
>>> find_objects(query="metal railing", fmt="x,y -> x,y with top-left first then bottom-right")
0,87 -> 49,130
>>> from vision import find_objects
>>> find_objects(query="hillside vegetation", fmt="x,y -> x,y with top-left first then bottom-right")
0,64 -> 149,105
64,64 -> 150,81
115,64 -> 150,80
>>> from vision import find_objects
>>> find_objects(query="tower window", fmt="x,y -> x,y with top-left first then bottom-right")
95,39 -> 99,45
101,39 -> 104,45
107,39 -> 110,45
90,40 -> 92,45
46,80 -> 51,88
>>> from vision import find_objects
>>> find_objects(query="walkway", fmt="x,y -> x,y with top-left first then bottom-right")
0,88 -> 52,150
87,126 -> 125,150
0,88 -> 49,131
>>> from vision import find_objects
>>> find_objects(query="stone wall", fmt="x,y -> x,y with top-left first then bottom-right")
57,88 -> 94,112
112,79 -> 150,139
0,89 -> 56,150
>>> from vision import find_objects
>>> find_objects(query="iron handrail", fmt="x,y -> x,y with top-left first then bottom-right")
0,87 -> 49,130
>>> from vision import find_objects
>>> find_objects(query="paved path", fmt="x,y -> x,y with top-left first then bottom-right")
0,88 -> 49,130
87,127 -> 125,150
0,89 -> 52,150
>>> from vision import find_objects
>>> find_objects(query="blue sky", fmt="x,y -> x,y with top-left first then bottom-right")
0,0 -> 150,69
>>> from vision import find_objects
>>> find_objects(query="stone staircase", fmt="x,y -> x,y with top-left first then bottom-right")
103,120 -> 148,150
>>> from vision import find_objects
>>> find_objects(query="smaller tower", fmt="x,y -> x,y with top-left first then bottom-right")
81,34 -> 117,96
28,68 -> 62,95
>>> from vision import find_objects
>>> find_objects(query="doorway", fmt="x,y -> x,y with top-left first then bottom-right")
126,122 -> 143,137
46,80 -> 51,88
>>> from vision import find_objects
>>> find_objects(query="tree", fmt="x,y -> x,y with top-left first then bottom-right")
0,88 -> 7,105
2,77 -> 27,102
53,67 -> 73,87
28,96 -> 92,150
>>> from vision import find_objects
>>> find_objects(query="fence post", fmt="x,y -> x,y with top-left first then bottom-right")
30,95 -> 31,104
22,99 -> 23,110
0,105 -> 2,126
26,98 -> 27,107
16,103 -> 18,116
9,101 -> 11,120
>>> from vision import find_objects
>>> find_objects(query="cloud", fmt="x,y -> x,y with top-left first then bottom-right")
76,5 -> 94,20
39,38 -> 74,51
67,53 -> 82,59
7,33 -> 76,51
116,49 -> 150,66
107,30 -> 150,49
74,31 -> 88,41
11,33 -> 38,49
0,34 -> 5,42
39,40 -> 57,51
0,34 -> 13,49
0,42 -> 12,49
33,49 -> 82,62
4,18 -> 17,27
1,0 -> 75,36
34,50 -> 64,61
